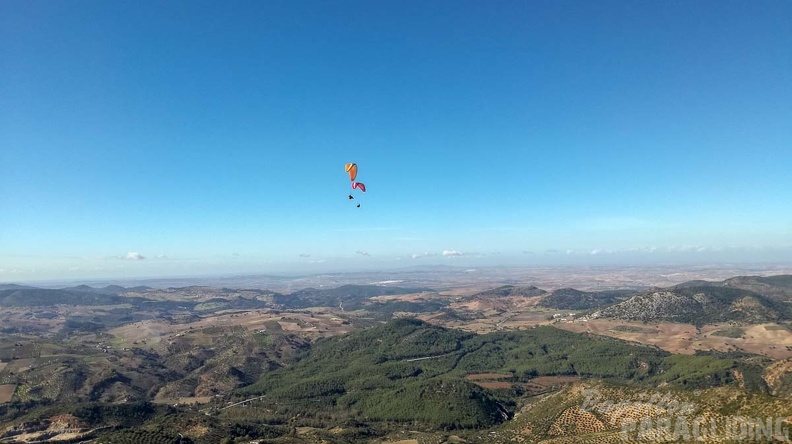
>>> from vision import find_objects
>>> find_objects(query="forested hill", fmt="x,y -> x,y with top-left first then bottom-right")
273,284 -> 430,309
467,285 -> 547,298
238,318 -> 767,429
539,288 -> 636,310
596,286 -> 792,325
674,274 -> 792,302
0,288 -> 137,307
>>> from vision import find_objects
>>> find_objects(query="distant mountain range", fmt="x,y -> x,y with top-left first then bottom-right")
674,275 -> 792,302
0,283 -> 429,311
2,275 -> 792,326
61,284 -> 152,293
0,287 -> 134,307
0,284 -> 38,291
273,284 -> 431,310
457,276 -> 792,325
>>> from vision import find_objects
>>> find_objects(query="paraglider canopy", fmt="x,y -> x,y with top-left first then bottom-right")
345,163 -> 358,181
352,182 -> 366,192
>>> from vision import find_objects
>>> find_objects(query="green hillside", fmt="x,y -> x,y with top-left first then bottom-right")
0,288 -> 134,307
273,284 -> 431,309
597,286 -> 792,326
539,288 -> 636,310
238,319 -> 765,430
468,285 -> 547,298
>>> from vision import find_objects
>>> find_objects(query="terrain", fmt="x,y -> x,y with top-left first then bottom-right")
25,264 -> 792,295
1,270 -> 792,442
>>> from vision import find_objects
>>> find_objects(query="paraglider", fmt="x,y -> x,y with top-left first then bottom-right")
345,163 -> 365,207
344,163 -> 358,181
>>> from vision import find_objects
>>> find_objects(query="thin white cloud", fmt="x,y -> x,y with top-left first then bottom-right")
578,246 -> 713,256
299,253 -> 311,258
122,252 -> 145,260
442,250 -> 465,257
356,250 -> 371,256
411,252 -> 439,259
665,245 -> 707,253
536,247 -> 660,256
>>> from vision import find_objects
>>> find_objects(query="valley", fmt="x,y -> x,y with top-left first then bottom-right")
1,270 -> 792,443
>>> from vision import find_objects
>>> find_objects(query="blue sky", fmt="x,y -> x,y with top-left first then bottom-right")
2,0 -> 791,280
